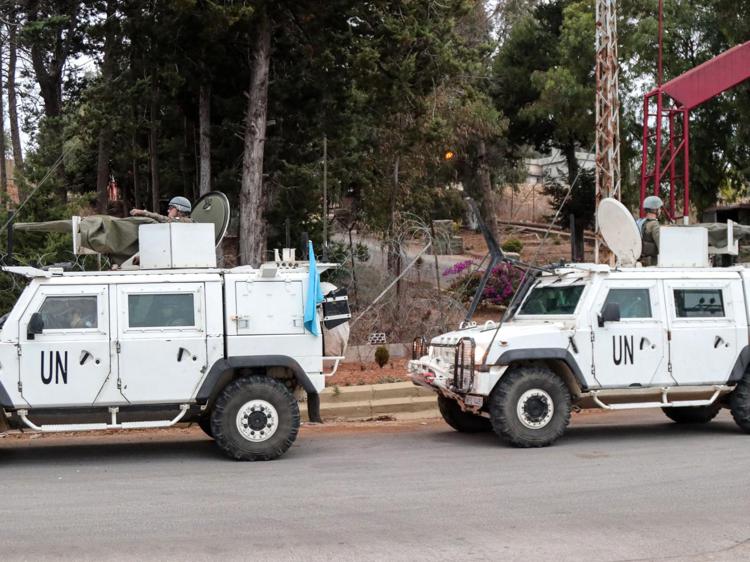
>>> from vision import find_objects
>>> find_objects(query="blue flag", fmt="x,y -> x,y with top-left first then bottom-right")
304,241 -> 324,336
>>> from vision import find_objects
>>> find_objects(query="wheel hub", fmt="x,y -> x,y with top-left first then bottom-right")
236,400 -> 279,442
516,389 -> 554,429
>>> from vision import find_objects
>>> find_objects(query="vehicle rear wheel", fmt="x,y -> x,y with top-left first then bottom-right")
730,374 -> 750,433
211,375 -> 300,461
488,366 -> 571,448
438,395 -> 491,433
662,404 -> 721,424
197,416 -> 213,438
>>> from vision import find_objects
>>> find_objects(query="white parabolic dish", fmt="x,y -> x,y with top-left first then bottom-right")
597,198 -> 642,265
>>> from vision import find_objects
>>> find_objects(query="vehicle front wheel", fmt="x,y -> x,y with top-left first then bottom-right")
662,404 -> 721,424
211,375 -> 300,461
730,374 -> 750,433
488,366 -> 571,448
438,395 -> 492,433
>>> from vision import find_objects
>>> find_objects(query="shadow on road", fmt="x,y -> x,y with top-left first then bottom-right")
421,418 -> 743,450
0,434 -> 223,465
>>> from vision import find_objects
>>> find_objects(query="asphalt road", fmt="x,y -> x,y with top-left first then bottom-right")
1,410 -> 749,561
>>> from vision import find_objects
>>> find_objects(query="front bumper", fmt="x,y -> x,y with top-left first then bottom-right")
409,335 -> 477,394
407,358 -> 448,392
408,358 -> 486,412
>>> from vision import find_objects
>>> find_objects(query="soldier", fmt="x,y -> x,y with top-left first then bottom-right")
130,196 -> 193,223
637,195 -> 663,266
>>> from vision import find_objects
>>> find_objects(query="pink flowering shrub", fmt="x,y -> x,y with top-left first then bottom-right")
443,260 -> 522,307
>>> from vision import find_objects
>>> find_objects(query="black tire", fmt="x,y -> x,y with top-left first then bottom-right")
197,416 -> 213,438
662,404 -> 721,424
488,366 -> 571,448
211,375 -> 300,461
438,395 -> 492,433
730,374 -> 750,433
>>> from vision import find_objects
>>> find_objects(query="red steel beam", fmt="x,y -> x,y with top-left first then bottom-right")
661,41 -> 750,110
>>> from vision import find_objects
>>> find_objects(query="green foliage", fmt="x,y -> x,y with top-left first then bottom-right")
501,238 -> 524,253
374,346 -> 390,369
543,168 -> 596,230
10,0 -> 750,281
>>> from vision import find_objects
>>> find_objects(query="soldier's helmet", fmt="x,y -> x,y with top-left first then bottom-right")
168,196 -> 192,213
643,195 -> 664,211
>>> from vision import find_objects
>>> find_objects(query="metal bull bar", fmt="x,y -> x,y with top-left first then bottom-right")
453,337 -> 476,393
418,336 -> 475,393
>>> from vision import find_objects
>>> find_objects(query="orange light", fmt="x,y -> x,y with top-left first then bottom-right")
444,150 -> 455,161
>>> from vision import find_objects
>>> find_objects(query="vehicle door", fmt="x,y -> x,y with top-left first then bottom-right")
116,283 -> 208,403
663,280 -> 740,385
590,280 -> 668,387
18,285 -> 111,407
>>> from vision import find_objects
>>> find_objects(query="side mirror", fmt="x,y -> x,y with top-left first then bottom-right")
597,302 -> 621,327
27,313 -> 44,339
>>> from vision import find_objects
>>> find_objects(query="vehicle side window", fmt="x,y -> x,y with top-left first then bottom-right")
673,288 -> 724,318
38,296 -> 98,330
603,288 -> 652,319
128,293 -> 195,328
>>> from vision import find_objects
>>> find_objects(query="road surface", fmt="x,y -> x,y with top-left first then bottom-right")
1,410 -> 749,561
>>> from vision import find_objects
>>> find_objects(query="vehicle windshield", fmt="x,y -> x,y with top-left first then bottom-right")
517,284 -> 585,315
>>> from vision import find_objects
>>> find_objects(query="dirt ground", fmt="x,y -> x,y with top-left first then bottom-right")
331,358 -> 411,386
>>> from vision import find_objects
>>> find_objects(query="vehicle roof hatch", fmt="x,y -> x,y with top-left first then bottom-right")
598,198 -> 642,266
191,191 -> 231,247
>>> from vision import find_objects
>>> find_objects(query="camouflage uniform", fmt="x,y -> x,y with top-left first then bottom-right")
138,210 -> 193,223
640,218 -> 660,266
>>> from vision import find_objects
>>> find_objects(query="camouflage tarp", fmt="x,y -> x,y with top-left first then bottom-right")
14,216 -> 156,263
687,223 -> 750,247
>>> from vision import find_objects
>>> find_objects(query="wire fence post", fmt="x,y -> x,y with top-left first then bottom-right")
6,210 -> 14,265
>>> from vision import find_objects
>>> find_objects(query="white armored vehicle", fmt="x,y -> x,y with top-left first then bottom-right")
0,193 -> 349,461
409,199 -> 750,447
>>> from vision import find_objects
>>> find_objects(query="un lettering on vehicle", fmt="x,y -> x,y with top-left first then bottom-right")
40,350 -> 68,384
612,335 -> 634,365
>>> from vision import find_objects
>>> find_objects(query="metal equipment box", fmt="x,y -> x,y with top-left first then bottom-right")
658,226 -> 709,267
139,223 -> 216,269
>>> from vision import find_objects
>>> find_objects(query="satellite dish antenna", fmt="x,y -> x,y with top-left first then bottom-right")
190,191 -> 231,248
597,198 -> 642,266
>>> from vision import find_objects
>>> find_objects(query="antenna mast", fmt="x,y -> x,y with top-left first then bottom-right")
594,0 -> 621,261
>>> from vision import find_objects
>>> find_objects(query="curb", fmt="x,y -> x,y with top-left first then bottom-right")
300,381 -> 440,421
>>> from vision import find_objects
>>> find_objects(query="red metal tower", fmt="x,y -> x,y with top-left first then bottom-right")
639,36 -> 750,222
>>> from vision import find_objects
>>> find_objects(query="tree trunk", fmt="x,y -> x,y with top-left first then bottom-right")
7,18 -> 23,171
0,37 -> 7,194
198,82 -> 211,195
149,82 -> 160,212
478,140 -> 498,240
563,141 -> 579,187
95,1 -> 116,213
95,131 -> 113,212
239,10 -> 271,266
27,2 -> 66,119
387,154 -> 401,282
131,104 -> 141,210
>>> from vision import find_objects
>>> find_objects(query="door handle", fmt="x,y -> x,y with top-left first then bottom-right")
714,336 -> 728,348
177,347 -> 197,362
79,350 -> 92,365
639,337 -> 655,350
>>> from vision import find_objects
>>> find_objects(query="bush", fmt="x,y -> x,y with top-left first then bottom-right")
374,346 -> 390,368
501,238 -> 523,253
443,261 -> 522,307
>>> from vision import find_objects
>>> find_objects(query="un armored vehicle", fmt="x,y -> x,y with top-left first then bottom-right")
409,199 -> 750,447
0,193 -> 349,461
